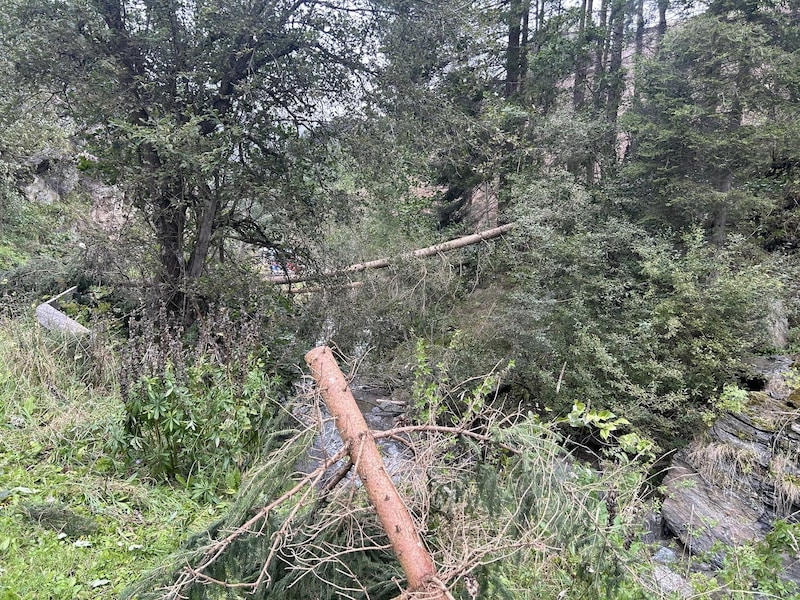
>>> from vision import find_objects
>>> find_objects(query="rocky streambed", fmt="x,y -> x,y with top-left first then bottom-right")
294,381 -> 410,485
296,360 -> 800,595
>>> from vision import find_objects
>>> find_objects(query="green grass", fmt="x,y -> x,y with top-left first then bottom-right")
0,318 -> 223,599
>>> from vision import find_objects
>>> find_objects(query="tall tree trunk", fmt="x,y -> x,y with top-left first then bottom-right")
593,0 -> 609,110
605,0 -> 626,126
505,0 -> 524,98
657,0 -> 669,37
153,190 -> 187,308
187,188 -> 220,280
573,0 -> 593,110
712,172 -> 733,247
635,0 -> 645,56
520,0 -> 531,92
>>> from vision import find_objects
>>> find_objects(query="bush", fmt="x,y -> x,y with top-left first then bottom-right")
119,299 -> 298,494
478,172 -> 780,445
124,357 -> 282,488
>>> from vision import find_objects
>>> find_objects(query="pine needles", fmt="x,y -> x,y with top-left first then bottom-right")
121,378 -> 654,599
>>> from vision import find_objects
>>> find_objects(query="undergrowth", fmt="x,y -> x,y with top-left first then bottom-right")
0,318 -> 223,599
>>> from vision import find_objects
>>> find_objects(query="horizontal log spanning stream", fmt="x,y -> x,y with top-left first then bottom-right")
267,222 -> 515,285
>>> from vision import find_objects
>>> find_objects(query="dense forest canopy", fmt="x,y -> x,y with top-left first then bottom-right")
2,0 -> 800,598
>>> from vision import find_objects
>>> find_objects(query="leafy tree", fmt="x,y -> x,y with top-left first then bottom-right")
2,0 -> 381,312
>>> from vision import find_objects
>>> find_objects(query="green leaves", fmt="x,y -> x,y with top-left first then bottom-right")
560,401 -> 631,441
124,357 -> 282,491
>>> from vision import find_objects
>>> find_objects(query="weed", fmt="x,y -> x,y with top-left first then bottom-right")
687,442 -> 761,490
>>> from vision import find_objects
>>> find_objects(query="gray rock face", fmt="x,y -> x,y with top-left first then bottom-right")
652,564 -> 694,598
661,356 -> 800,580
22,153 -> 79,205
661,457 -> 767,561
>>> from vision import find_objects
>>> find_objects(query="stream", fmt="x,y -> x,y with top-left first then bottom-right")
294,381 -> 411,485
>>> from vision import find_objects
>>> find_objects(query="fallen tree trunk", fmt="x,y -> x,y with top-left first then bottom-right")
305,346 -> 446,598
269,222 -> 515,285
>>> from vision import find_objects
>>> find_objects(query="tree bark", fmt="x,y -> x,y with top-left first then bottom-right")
605,0 -> 626,126
304,346 -> 445,598
187,185 -> 220,280
505,0 -> 524,98
657,0 -> 669,37
572,0 -> 593,111
635,0 -> 645,56
593,0 -> 609,110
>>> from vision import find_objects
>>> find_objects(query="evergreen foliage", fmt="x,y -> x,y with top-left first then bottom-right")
622,10 -> 800,243
122,362 -> 657,599
2,0 -> 800,596
450,171 -> 780,445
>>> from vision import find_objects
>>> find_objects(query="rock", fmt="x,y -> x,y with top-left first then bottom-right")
767,299 -> 790,350
661,356 -> 800,584
294,381 -> 412,486
22,153 -> 79,205
651,564 -> 694,598
653,546 -> 678,564
640,508 -> 665,543
23,175 -> 61,205
661,457 -> 767,561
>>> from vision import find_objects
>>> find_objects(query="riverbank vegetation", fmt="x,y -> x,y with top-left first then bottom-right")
2,0 -> 800,597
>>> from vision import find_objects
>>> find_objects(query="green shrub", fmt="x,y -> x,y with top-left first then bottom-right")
124,356 -> 282,490
484,172 -> 780,445
118,299 -> 298,495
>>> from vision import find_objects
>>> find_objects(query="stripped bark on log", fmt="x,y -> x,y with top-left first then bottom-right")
269,222 -> 515,285
305,346 -> 446,598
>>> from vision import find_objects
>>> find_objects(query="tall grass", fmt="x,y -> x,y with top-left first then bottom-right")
0,316 -> 221,599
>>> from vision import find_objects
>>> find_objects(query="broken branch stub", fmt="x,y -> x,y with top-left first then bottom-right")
304,346 -> 445,598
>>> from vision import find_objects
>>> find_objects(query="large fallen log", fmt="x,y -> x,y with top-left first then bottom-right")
269,222 -> 515,285
305,346 -> 447,599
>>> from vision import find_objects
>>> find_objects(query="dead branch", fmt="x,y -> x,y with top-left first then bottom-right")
268,223 -> 515,285
305,345 -> 446,598
165,444 -> 349,599
373,424 -> 521,456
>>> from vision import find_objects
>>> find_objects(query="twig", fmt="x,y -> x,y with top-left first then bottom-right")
165,445 -> 350,598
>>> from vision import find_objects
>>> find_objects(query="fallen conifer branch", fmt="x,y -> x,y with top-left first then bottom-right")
163,444 -> 350,599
